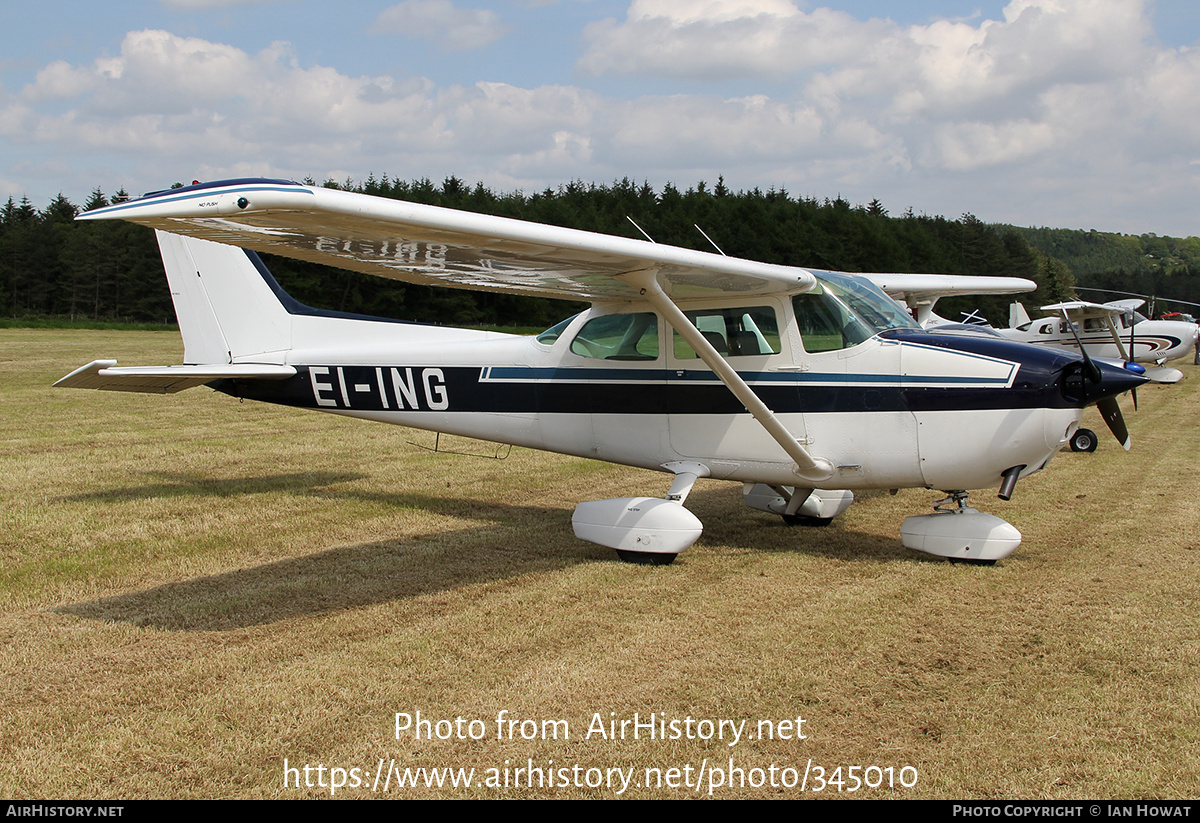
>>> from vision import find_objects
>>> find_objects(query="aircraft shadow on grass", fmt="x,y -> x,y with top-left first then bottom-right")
55,485 -> 907,631
56,470 -> 369,503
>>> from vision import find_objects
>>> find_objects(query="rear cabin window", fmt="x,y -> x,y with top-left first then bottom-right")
570,313 -> 659,360
674,306 -> 781,359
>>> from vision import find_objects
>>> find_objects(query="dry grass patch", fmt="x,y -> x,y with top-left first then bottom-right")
1,330 -> 1197,798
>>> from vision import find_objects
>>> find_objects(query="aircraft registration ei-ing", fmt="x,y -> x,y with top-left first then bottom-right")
56,179 -> 1147,565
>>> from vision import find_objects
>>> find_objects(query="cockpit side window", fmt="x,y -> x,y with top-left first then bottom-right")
674,306 -> 781,359
570,313 -> 659,360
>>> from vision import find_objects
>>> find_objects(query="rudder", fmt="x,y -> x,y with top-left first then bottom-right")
156,230 -> 291,364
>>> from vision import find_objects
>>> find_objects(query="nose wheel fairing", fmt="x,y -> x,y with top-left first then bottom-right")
900,492 -> 1022,563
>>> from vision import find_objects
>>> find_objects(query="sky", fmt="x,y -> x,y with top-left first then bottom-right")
4,0 -> 1200,236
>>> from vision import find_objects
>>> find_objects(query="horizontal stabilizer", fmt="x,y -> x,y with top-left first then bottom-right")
54,360 -> 296,394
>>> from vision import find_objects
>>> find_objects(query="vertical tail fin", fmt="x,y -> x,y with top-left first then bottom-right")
1008,301 -> 1031,329
156,230 -> 292,364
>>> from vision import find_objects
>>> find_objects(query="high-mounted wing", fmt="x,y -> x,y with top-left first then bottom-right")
863,273 -> 1036,326
1038,299 -> 1142,320
78,178 -> 837,481
1044,299 -> 1147,372
77,179 -> 814,302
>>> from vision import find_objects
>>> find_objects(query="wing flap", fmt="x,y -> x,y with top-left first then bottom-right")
78,179 -> 814,302
55,360 -> 297,394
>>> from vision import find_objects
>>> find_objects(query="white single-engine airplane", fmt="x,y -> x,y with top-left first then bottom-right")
877,280 -> 1198,451
56,179 -> 1147,565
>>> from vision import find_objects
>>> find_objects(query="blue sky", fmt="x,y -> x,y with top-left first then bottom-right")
4,0 -> 1200,236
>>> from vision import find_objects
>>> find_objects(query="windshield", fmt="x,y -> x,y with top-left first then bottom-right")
793,271 -> 918,352
816,271 -> 919,332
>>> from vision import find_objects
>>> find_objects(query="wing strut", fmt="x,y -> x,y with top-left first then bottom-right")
622,270 -> 834,483
1103,313 -> 1132,362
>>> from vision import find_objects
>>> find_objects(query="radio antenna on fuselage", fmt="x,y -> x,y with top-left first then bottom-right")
694,224 -> 727,256
626,216 -> 656,243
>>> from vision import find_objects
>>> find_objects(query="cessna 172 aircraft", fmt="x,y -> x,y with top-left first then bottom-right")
56,179 -> 1147,565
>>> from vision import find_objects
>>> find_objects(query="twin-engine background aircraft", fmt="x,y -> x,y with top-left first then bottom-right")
876,276 -> 1199,452
877,275 -> 1200,382
56,179 -> 1147,565
1000,300 -> 1199,384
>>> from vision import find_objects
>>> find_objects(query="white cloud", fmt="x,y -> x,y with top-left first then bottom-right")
372,0 -> 510,51
6,1 -> 1200,235
23,61 -> 96,102
579,1 -> 888,78
929,119 -> 1057,171
575,1 -> 1188,189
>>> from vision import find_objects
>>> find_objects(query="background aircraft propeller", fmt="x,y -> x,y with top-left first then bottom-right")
1060,309 -> 1135,450
1127,308 -> 1139,409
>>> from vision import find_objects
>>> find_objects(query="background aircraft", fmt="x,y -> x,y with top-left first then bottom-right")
873,275 -> 1199,452
875,275 -> 1198,377
1001,299 -> 1199,383
55,179 -> 1145,565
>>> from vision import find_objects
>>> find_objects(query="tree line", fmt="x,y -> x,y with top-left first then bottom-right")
3,175 -> 1167,330
1005,225 -> 1200,313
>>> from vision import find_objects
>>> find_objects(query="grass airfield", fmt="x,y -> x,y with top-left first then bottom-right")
2,328 -> 1198,799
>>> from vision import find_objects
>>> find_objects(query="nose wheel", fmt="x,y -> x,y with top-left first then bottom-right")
1069,428 -> 1098,452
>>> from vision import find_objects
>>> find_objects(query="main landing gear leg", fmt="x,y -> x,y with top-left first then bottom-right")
900,491 -> 1022,564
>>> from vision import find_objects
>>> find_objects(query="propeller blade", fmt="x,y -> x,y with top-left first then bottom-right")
1060,310 -> 1103,383
1097,396 -> 1131,451
1131,386 -> 1138,411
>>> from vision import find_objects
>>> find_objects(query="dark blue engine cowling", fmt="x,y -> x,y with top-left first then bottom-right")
881,328 -> 1148,412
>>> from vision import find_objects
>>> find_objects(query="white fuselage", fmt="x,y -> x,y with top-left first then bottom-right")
998,315 -> 1199,364
237,296 -> 1084,495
